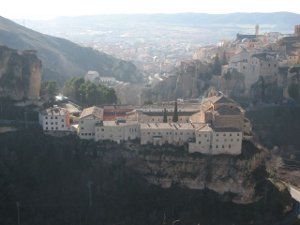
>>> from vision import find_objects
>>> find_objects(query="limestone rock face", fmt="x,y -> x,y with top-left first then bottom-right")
0,46 -> 42,101
129,147 -> 268,204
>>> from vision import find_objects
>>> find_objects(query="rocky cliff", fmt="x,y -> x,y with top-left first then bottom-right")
141,60 -> 213,103
0,45 -> 41,100
127,142 -> 269,204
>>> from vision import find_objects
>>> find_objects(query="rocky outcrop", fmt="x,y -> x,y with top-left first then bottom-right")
212,68 -> 246,98
0,45 -> 41,101
126,142 -> 269,204
141,60 -> 213,103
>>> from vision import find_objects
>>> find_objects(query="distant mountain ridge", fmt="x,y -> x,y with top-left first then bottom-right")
21,12 -> 300,32
0,16 -> 142,83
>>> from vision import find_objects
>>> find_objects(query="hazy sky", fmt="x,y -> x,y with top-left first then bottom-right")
1,0 -> 299,20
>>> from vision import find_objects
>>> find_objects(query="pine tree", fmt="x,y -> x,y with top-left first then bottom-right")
172,100 -> 178,122
163,108 -> 168,123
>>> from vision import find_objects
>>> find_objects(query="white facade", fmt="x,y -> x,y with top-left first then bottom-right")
189,125 -> 213,154
39,106 -> 72,134
95,120 -> 140,143
211,129 -> 242,155
189,126 -> 243,155
85,71 -> 100,83
140,123 -> 198,146
78,106 -> 103,139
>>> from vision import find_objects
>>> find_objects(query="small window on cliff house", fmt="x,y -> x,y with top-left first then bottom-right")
216,145 -> 218,148
237,133 -> 240,136
229,145 -> 231,148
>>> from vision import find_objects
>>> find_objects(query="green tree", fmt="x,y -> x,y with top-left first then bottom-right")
172,100 -> 178,122
221,51 -> 228,65
163,108 -> 168,123
64,77 -> 118,106
288,83 -> 300,101
41,81 -> 58,98
212,54 -> 222,75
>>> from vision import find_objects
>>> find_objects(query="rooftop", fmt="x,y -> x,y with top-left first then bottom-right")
80,106 -> 103,119
42,106 -> 68,116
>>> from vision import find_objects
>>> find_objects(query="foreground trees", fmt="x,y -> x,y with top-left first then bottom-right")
64,77 -> 117,106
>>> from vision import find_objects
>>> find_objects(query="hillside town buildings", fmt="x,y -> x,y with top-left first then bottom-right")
78,106 -> 103,139
39,93 -> 249,155
39,106 -> 73,135
194,24 -> 300,101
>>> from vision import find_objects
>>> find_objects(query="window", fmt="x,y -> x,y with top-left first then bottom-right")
46,122 -> 48,125
62,125 -> 64,128
56,127 -> 58,130
222,145 -> 224,148
223,134 -> 226,136
229,145 -> 231,148
199,141 -> 201,144
216,134 -> 219,136
61,119 -> 64,122
216,145 -> 218,148
229,133 -> 232,136
45,117 -> 48,119
204,134 -> 207,137
55,116 -> 58,119
46,127 -> 48,130
237,133 -> 240,136
237,139 -> 239,141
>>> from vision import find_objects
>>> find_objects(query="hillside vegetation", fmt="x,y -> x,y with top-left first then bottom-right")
247,106 -> 300,150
